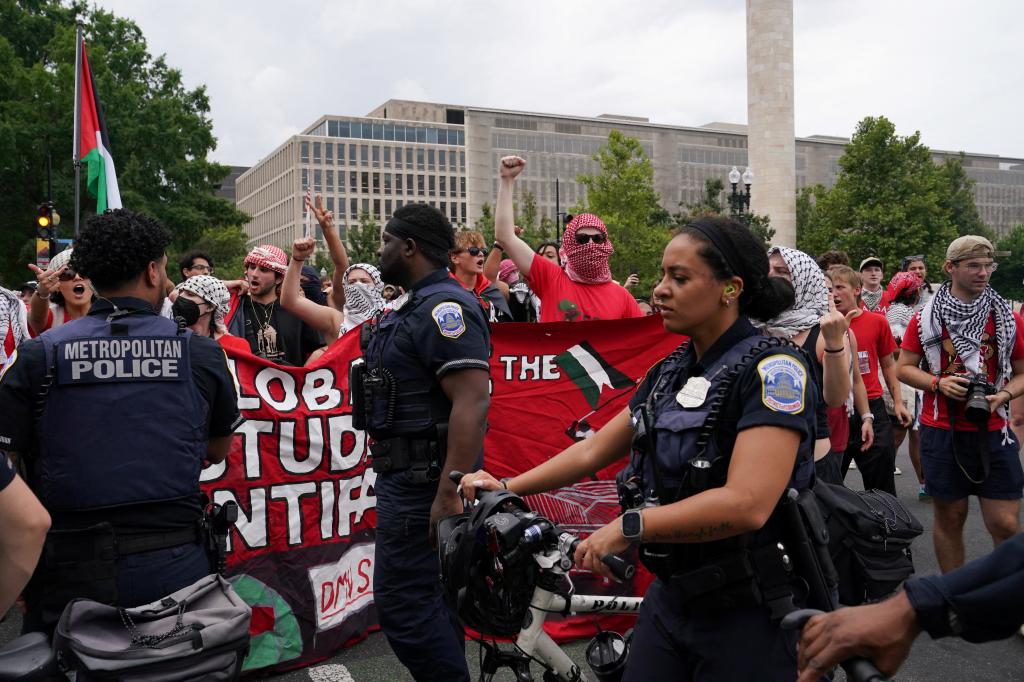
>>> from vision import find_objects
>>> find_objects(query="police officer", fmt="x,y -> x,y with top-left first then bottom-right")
463,216 -> 820,681
356,203 -> 490,681
0,209 -> 241,633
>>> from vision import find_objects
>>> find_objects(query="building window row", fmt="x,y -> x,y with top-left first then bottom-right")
679,147 -> 749,167
316,119 -> 465,146
300,142 -> 465,171
492,132 -> 618,157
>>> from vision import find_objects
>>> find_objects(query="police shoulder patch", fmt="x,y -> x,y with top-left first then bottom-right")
431,301 -> 466,339
756,354 -> 806,414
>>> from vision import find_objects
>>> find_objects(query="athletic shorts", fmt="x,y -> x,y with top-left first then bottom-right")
919,425 -> 1024,501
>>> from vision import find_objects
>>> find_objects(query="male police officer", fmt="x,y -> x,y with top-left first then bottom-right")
0,209 -> 241,632
356,203 -> 490,681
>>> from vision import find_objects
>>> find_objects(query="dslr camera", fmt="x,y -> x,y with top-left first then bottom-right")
963,373 -> 996,424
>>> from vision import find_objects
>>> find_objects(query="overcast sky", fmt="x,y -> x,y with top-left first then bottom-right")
93,0 -> 1024,168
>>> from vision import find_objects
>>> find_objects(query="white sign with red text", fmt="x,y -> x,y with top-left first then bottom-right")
308,543 -> 375,633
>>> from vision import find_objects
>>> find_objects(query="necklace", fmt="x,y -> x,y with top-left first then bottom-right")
249,297 -> 279,358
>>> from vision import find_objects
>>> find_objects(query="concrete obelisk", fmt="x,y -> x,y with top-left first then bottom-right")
746,0 -> 796,247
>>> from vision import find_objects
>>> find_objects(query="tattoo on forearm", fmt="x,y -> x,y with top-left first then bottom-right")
651,521 -> 734,542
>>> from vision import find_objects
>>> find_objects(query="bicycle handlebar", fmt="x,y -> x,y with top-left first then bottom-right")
449,471 -> 636,581
780,609 -> 887,682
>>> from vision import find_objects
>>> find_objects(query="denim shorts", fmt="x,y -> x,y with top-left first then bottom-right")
919,425 -> 1024,501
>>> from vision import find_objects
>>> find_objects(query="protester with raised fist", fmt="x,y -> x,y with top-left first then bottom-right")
495,156 -> 641,322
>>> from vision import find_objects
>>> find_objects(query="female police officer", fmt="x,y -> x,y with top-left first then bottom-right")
462,216 -> 818,680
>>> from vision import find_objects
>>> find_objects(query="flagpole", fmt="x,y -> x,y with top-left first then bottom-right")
73,22 -> 83,238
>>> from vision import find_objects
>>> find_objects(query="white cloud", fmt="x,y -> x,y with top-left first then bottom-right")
92,0 -> 1024,166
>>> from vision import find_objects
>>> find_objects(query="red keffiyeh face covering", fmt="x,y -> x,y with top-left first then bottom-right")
561,214 -> 613,284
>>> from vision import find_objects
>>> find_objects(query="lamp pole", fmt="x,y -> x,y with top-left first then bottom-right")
727,166 -> 753,222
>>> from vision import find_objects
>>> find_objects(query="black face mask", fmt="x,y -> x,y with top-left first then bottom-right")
171,297 -> 202,328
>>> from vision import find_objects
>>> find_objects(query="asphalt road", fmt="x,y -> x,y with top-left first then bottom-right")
3,440 -> 1023,681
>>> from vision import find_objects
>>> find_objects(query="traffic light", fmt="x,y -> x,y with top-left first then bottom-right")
35,203 -> 54,240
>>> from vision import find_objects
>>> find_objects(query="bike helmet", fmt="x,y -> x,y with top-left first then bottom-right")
437,489 -> 542,636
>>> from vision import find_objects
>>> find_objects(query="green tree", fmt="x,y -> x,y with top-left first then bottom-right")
938,153 -> 992,239
474,202 -> 495,243
795,116 -> 959,274
990,224 -> 1024,302
0,1 -> 249,286
169,224 -> 248,282
346,212 -> 381,264
514,188 -> 548,247
575,129 -> 671,291
675,177 -> 774,247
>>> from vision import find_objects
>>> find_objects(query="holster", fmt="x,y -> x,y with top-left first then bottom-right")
369,424 -> 447,483
350,358 -> 368,431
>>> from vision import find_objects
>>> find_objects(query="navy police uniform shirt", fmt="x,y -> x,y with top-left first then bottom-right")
630,317 -> 815,445
393,268 -> 490,378
0,297 -> 241,531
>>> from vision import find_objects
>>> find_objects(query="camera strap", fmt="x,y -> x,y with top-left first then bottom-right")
946,398 -> 990,484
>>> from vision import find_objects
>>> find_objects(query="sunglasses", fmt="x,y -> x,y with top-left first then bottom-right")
575,233 -> 607,245
57,270 -> 79,282
463,247 -> 489,257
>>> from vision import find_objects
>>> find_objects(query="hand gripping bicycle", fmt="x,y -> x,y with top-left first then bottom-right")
440,473 -> 642,682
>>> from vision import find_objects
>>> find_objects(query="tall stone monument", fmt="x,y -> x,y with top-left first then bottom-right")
746,0 -> 796,246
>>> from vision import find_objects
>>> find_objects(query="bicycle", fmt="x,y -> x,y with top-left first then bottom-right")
441,472 -> 642,682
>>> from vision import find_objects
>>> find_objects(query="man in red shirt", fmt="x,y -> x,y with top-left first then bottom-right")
898,236 -> 1024,573
830,265 -> 911,494
494,156 -> 642,323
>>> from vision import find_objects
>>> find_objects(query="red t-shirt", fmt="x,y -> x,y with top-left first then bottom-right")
859,289 -> 892,314
848,310 -> 897,400
901,312 -> 1024,431
527,254 -> 643,323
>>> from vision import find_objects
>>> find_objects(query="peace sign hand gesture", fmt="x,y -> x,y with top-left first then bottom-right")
304,191 -> 334,233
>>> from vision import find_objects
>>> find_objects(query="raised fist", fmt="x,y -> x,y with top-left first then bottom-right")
292,237 -> 316,262
499,156 -> 526,180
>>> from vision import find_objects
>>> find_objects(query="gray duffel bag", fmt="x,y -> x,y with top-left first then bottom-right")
52,574 -> 251,681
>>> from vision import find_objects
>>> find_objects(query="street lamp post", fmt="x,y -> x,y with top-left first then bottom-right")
727,166 -> 753,221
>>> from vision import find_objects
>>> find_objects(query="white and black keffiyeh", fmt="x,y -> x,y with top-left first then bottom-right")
861,287 -> 884,312
758,247 -> 829,339
176,275 -> 231,329
0,287 -> 29,366
885,304 -> 916,342
340,263 -> 385,335
919,282 -> 1016,433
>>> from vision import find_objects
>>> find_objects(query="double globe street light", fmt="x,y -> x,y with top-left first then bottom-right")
727,165 -> 754,219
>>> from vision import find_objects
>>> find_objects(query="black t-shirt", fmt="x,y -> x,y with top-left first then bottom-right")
239,296 -> 323,366
0,297 -> 243,532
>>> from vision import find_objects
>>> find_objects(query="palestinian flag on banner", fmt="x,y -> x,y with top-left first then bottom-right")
555,340 -> 634,409
78,40 -> 122,212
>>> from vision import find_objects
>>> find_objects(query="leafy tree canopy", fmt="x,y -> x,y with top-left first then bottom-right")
0,0 -> 248,287
346,212 -> 382,265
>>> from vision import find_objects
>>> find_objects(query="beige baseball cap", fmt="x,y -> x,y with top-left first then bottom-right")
946,235 -> 994,262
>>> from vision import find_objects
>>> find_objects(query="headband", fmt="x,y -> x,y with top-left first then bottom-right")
687,223 -> 743,277
384,216 -> 454,252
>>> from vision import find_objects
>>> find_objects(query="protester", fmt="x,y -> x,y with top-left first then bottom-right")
495,156 -> 642,322
173,275 -> 249,355
901,254 -> 934,305
535,241 -> 561,266
796,531 -> 1024,682
18,281 -> 36,303
761,246 -> 854,481
491,257 -> 540,322
816,250 -> 850,271
897,236 -> 1024,573
0,286 -> 30,367
177,249 -> 215,282
0,453 -> 50,617
305,191 -> 353,310
363,203 -> 491,681
0,208 -> 241,632
26,248 -> 94,335
823,271 -> 875,485
858,256 -> 890,313
225,244 -> 323,365
829,265 -> 910,494
463,216 -> 815,680
885,271 -> 928,499
449,230 -> 512,321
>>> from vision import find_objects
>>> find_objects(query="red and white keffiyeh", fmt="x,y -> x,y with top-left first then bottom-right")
560,213 -> 613,284
244,245 -> 288,275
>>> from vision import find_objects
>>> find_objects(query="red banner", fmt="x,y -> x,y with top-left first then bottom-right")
202,315 -> 678,675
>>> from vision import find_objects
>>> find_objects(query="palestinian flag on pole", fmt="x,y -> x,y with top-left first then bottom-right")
78,41 -> 121,212
555,340 -> 634,409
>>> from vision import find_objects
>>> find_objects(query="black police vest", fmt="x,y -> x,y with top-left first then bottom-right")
628,335 -> 815,504
363,280 -> 481,439
36,311 -> 207,512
